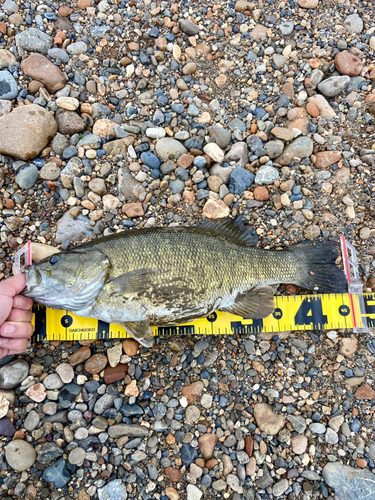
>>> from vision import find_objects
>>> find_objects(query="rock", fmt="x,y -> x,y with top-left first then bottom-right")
310,423 -> 326,434
306,102 -> 320,117
5,440 -> 36,471
21,54 -> 65,93
179,19 -> 199,36
203,143 -> 225,163
118,167 -> 143,202
59,383 -> 81,408
103,364 -> 128,384
344,14 -> 363,34
85,354 -> 108,374
265,140 -> 284,159
209,125 -> 232,149
98,480 -> 127,500
24,410 -> 40,432
229,168 -> 255,194
298,0 -> 318,7
48,48 -> 70,64
0,104 -> 58,161
93,119 -> 118,138
37,442 -> 63,464
42,458 -> 71,488
359,227 -> 371,240
0,417 -> 15,437
103,136 -> 135,156
315,151 -> 341,168
202,199 -> 230,219
224,142 -> 249,169
155,138 -> 188,159
186,484 -> 202,500
26,383 -> 46,403
335,51 -> 363,76
340,337 -> 357,356
318,76 -> 350,97
43,373 -> 64,390
15,28 -> 53,54
15,164 -> 39,189
55,212 -> 93,244
355,384 -> 375,400
251,24 -> 268,42
122,339 -> 139,356
257,465 -> 274,488
254,403 -> 285,435
0,49 -> 17,69
276,137 -> 314,166
0,359 -> 29,389
39,162 -> 61,180
107,343 -> 123,368
307,95 -> 336,118
273,479 -> 289,497
69,346 -> 91,366
255,165 -> 279,185
67,42 -> 88,55
0,99 -> 11,117
304,225 -> 321,240
108,424 -> 148,438
227,474 -> 243,494
291,435 -> 308,454
69,447 -> 85,466
322,463 -> 375,500
181,443 -> 198,465
0,393 -> 9,418
326,428 -> 338,445
56,109 -> 85,135
56,96 -> 80,110
0,70 -> 18,100
198,433 -> 217,460
245,436 -> 254,456
164,467 -> 182,482
271,127 -> 295,141
235,0 -> 255,11
182,381 -> 204,404
123,202 -> 144,218
287,415 -> 307,433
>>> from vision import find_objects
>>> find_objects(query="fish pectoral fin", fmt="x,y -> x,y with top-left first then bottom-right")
108,268 -> 157,296
123,320 -> 154,348
220,285 -> 275,319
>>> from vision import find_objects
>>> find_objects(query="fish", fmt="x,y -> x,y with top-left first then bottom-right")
22,217 -> 347,347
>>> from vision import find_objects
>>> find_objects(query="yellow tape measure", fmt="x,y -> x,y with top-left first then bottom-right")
32,293 -> 375,342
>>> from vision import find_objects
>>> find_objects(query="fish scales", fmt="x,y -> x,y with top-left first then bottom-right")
22,219 -> 347,347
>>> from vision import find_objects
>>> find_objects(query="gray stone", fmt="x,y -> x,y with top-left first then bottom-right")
318,76 -> 350,97
302,470 -> 320,480
108,424 -> 149,438
60,157 -> 82,179
273,479 -> 289,497
98,479 -> 127,500
91,103 -> 111,120
0,359 -> 29,389
179,19 -> 200,36
48,48 -> 70,64
52,133 -> 69,155
0,71 -> 18,100
186,484 -> 203,500
94,394 -> 115,415
43,373 -> 64,390
209,125 -> 232,149
255,165 -> 279,185
264,140 -> 284,159
37,442 -> 63,464
209,163 -> 236,184
309,423 -> 326,434
3,0 -> 18,13
24,410 -> 40,432
42,458 -> 71,488
15,28 -> 53,54
245,339 -> 255,355
228,118 -> 246,132
77,133 -> 102,150
55,211 -> 93,244
5,440 -> 36,471
323,463 -> 375,500
118,167 -> 143,202
325,428 -> 338,445
344,14 -> 363,33
39,162 -> 61,181
67,42 -> 88,55
279,22 -> 294,35
287,415 -> 306,433
15,164 -> 39,189
224,142 -> 248,169
68,447 -> 86,466
276,137 -> 314,166
155,138 -> 188,160
56,109 -> 85,135
257,465 -> 274,488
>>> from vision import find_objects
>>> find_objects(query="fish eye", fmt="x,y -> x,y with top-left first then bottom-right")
49,255 -> 59,265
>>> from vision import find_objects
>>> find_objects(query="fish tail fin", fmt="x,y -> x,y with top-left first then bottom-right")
287,239 -> 347,293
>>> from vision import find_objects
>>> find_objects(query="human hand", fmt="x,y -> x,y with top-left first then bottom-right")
0,274 -> 33,359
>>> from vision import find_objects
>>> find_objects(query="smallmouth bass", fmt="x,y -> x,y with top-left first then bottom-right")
22,218 -> 347,347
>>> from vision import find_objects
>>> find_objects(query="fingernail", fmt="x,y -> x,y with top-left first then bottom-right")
4,325 -> 15,335
0,337 -> 10,345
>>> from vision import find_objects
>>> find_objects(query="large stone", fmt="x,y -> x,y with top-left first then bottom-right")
118,167 -> 143,202
344,14 -> 363,34
322,463 -> 375,500
318,75 -> 350,97
208,125 -> 232,149
182,381 -> 204,404
15,28 -> 53,54
202,199 -> 230,219
55,212 -> 93,244
315,151 -> 342,168
307,95 -> 336,118
103,136 -> 135,156
0,49 -> 17,69
15,163 -> 39,189
98,480 -> 127,500
108,424 -> 149,438
0,104 -> 57,161
155,138 -> 188,159
69,346 -> 91,366
42,458 -> 71,488
276,137 -> 313,166
0,359 -> 29,389
0,70 -> 18,100
254,403 -> 285,435
55,109 -> 85,135
21,53 -> 65,93
335,51 -> 363,77
5,440 -> 36,471
198,433 -> 218,460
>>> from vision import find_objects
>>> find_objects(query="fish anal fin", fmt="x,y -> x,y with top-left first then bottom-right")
123,320 -> 154,347
108,268 -> 157,296
201,216 -> 258,246
220,285 -> 275,319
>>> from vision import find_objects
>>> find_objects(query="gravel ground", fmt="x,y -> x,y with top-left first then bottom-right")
0,0 -> 375,498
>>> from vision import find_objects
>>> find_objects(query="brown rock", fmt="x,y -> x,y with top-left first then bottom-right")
182,381 -> 204,404
315,151 -> 341,168
92,119 -> 118,138
122,202 -> 144,218
28,81 -> 44,94
245,435 -> 254,457
340,337 -> 357,356
251,24 -> 268,42
104,364 -> 128,384
198,433 -> 217,460
122,339 -> 139,356
182,62 -> 196,75
0,104 -> 57,161
298,0 -> 318,7
253,187 -> 269,201
164,467 -> 182,482
271,127 -> 294,141
254,403 -> 285,435
365,94 -> 375,103
77,0 -> 91,7
205,458 -> 219,469
21,53 -> 65,94
103,137 -> 135,156
55,109 -> 85,135
288,107 -> 309,134
0,22 -> 7,35
355,384 -> 375,400
355,458 -> 368,468
177,153 -> 194,168
77,489 -> 90,500
124,379 -> 139,397
85,354 -> 108,374
69,346 -> 91,366
165,487 -> 180,500
26,383 -> 46,403
235,0 -> 255,11
58,5 -> 72,16
202,199 -> 230,219
306,102 -> 319,118
335,51 -> 363,77
282,82 -> 295,99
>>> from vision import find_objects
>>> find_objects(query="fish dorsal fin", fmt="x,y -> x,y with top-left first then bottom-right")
200,216 -> 258,246
108,268 -> 157,296
124,320 -> 154,347
219,285 -> 275,319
